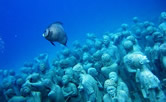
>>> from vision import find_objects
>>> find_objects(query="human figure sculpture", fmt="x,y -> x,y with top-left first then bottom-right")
102,35 -> 110,48
101,54 -> 119,79
136,65 -> 166,102
109,72 -> 130,101
88,67 -> 103,89
103,79 -> 117,102
103,86 -> 117,102
62,75 -> 81,102
26,92 -> 41,102
72,63 -> 102,102
122,40 -> 134,54
123,52 -> 149,73
159,43 -> 166,70
22,73 -> 65,102
103,73 -> 130,102
43,79 -> 65,102
34,53 -> 50,75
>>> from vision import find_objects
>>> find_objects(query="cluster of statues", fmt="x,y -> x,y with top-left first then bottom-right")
1,12 -> 166,102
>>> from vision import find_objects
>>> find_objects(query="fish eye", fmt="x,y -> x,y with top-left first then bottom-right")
43,30 -> 49,37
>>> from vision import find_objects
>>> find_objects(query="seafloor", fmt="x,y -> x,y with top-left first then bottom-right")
1,12 -> 166,102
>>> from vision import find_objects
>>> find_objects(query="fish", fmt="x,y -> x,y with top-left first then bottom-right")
43,22 -> 68,46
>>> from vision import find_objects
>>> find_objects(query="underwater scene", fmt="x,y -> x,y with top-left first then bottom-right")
1,0 -> 166,102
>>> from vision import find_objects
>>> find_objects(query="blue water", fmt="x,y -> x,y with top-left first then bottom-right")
0,0 -> 166,70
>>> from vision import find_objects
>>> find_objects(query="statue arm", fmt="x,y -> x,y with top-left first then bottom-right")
135,69 -> 140,83
62,90 -> 72,98
126,64 -> 137,73
71,83 -> 78,96
30,81 -> 44,90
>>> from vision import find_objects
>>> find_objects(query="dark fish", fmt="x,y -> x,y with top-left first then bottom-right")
43,22 -> 68,46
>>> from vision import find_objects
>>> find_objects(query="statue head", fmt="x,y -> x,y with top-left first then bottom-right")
107,86 -> 116,97
104,79 -> 116,89
62,75 -> 70,85
103,35 -> 110,46
88,67 -> 98,77
123,40 -> 133,52
109,72 -> 118,83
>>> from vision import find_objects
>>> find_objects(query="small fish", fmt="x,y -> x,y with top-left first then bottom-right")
43,22 -> 68,46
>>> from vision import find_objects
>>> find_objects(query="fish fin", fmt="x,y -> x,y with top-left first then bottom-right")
50,42 -> 55,46
63,33 -> 68,47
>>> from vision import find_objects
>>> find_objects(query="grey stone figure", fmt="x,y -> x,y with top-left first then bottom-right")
62,75 -> 81,102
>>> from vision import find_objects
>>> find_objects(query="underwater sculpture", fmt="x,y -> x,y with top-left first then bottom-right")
101,53 -> 119,79
103,79 -> 117,102
160,43 -> 166,70
73,63 -> 102,102
136,65 -> 166,102
1,12 -> 166,102
43,22 -> 68,46
62,75 -> 81,102
103,77 -> 130,102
